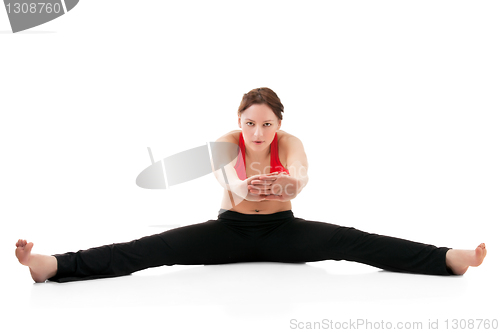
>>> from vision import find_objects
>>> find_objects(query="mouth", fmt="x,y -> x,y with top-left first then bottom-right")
253,141 -> 264,144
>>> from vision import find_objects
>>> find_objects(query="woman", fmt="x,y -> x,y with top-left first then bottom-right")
15,87 -> 487,283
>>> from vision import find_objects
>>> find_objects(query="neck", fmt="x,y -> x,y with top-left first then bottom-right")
245,145 -> 271,161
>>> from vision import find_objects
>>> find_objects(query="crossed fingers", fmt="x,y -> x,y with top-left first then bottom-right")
247,172 -> 283,195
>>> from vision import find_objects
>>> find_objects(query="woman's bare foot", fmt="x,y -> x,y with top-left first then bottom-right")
15,239 -> 57,283
15,239 -> 34,265
446,243 -> 487,275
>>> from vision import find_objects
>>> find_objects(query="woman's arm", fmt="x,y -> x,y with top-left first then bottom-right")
284,134 -> 309,194
256,134 -> 309,202
211,131 -> 242,193
211,131 -> 271,203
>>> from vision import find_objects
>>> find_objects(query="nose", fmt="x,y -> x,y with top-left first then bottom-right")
253,126 -> 264,138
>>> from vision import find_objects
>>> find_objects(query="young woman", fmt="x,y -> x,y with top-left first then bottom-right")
15,87 -> 487,283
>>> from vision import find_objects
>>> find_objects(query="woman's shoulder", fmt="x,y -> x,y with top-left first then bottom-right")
277,130 -> 302,147
216,130 -> 240,144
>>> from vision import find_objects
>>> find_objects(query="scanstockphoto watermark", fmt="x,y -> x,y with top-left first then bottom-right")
248,161 -> 308,194
290,319 -> 425,330
289,318 -> 499,330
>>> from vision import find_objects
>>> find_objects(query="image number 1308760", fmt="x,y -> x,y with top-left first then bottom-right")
3,0 -> 79,33
6,2 -> 63,13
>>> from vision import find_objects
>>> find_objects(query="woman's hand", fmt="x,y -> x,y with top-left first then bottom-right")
229,173 -> 275,202
244,173 -> 278,201
249,172 -> 300,202
244,172 -> 280,200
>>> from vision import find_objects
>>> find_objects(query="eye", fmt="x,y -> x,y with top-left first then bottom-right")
246,122 -> 272,127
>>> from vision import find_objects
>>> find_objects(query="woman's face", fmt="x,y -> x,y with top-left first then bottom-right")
238,103 -> 281,153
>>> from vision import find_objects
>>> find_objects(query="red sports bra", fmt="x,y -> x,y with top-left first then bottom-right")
234,132 -> 290,180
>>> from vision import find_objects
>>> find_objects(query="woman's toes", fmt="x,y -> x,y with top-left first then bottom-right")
473,245 -> 486,266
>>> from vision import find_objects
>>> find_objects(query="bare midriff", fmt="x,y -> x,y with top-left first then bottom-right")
220,189 -> 292,214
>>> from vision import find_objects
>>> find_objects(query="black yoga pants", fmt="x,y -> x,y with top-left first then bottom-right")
48,209 -> 455,282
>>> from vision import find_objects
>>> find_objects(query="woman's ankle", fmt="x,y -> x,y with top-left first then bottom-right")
29,254 -> 58,283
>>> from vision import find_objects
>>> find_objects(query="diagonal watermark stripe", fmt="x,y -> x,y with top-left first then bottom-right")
137,142 -> 241,189
137,142 -> 245,209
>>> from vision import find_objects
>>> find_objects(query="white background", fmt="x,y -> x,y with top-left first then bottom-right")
1,1 -> 499,332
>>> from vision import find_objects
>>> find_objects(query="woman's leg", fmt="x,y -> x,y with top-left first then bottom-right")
16,218 -> 254,283
257,217 -> 486,276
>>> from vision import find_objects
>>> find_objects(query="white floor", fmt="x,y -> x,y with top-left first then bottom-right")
2,231 -> 498,333
2,1 -> 499,332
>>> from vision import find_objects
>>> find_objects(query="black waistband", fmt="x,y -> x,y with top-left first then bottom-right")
218,209 -> 294,222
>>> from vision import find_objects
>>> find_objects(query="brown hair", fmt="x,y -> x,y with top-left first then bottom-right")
237,87 -> 284,121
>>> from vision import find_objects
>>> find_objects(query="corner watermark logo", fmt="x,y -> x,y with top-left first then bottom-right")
3,0 -> 79,33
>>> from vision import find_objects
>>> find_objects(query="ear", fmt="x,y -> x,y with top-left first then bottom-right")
277,120 -> 281,130
238,116 -> 242,128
